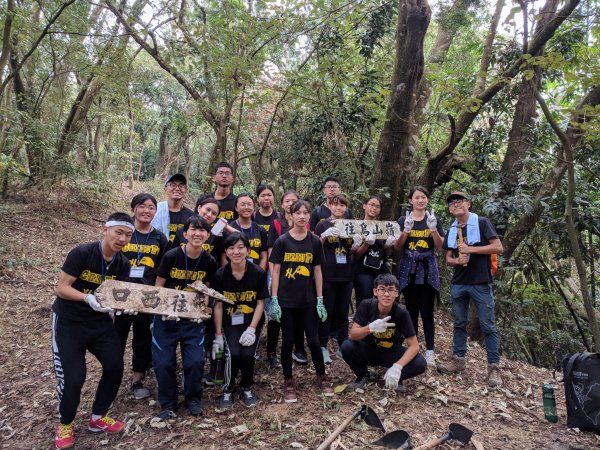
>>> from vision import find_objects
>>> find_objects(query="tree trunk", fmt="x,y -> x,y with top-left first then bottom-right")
370,0 -> 431,218
473,0 -> 504,96
156,125 -> 172,180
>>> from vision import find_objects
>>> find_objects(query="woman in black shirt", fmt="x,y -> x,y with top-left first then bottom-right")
230,193 -> 268,269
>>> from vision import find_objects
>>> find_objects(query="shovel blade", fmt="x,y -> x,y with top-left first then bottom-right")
359,405 -> 386,432
449,423 -> 474,445
372,430 -> 412,449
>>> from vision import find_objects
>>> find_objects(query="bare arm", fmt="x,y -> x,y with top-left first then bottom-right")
258,250 -> 268,270
55,271 -> 87,301
446,249 -> 469,267
270,263 -> 281,297
250,299 -> 264,329
431,229 -> 444,251
459,236 -> 503,255
155,276 -> 166,287
396,335 -> 419,367
393,231 -> 410,252
348,320 -> 371,341
213,301 -> 223,335
314,264 -> 323,297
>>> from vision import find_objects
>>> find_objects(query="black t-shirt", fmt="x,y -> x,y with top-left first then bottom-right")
267,216 -> 293,248
353,298 -> 415,349
314,220 -> 355,282
397,215 -> 445,253
198,192 -> 237,222
269,232 -> 325,308
52,241 -> 131,321
443,216 -> 498,285
167,207 -> 194,247
121,228 -> 168,285
157,246 -> 217,291
355,239 -> 389,275
229,220 -> 268,266
254,210 -> 278,235
309,204 -> 353,231
172,228 -> 224,262
213,263 -> 269,327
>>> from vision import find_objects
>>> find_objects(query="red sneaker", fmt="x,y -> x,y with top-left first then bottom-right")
88,415 -> 125,433
54,423 -> 75,449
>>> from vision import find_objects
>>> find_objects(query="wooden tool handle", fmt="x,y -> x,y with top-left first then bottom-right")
413,436 -> 445,450
457,226 -> 468,267
316,410 -> 360,450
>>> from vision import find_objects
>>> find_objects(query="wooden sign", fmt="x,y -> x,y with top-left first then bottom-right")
189,280 -> 232,304
95,280 -> 215,320
332,219 -> 400,239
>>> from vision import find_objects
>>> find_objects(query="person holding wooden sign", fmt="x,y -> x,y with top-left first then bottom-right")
212,232 -> 267,411
353,196 -> 391,308
52,213 -> 134,450
115,193 -> 168,401
153,216 -> 218,419
314,194 -> 356,363
389,186 -> 444,366
269,200 -> 334,403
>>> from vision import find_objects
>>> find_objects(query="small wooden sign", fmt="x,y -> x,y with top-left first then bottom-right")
333,219 -> 400,239
95,280 -> 215,320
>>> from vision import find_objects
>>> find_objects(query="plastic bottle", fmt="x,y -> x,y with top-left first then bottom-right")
211,351 -> 225,385
542,383 -> 558,423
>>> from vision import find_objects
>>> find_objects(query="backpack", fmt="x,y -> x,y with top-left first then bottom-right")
491,253 -> 498,275
562,352 -> 600,433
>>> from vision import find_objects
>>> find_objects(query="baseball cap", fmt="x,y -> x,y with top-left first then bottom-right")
164,173 -> 187,186
446,191 -> 469,204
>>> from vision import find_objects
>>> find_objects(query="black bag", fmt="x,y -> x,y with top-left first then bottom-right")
562,352 -> 600,433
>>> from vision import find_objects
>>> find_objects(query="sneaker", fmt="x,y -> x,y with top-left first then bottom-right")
292,351 -> 308,365
216,391 -> 233,412
437,355 -> 466,374
242,389 -> 260,408
54,423 -> 75,449
157,409 -> 176,421
487,363 -> 503,387
425,350 -> 436,366
283,378 -> 297,403
348,374 -> 369,393
268,353 -> 282,369
317,374 -> 334,397
130,381 -> 151,399
88,415 -> 125,433
187,399 -> 203,417
321,347 -> 332,365
396,381 -> 408,394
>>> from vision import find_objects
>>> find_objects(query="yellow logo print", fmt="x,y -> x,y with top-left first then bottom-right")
249,250 -> 259,260
285,265 -> 310,279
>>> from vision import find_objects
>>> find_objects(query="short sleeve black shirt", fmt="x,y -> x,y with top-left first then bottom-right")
314,219 -> 355,282
157,246 -> 217,291
254,210 -> 278,235
172,228 -> 224,262
352,298 -> 415,349
198,192 -> 237,222
121,228 -> 168,285
267,216 -> 292,248
213,263 -> 268,326
167,207 -> 194,247
355,239 -> 389,275
53,241 -> 131,321
269,232 -> 325,308
397,216 -> 445,253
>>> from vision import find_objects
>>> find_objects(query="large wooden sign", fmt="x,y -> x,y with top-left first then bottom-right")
95,280 -> 232,320
333,219 -> 400,239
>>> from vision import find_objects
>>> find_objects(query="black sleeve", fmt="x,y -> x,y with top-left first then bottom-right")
171,228 -> 185,249
257,269 -> 269,300
61,245 -> 86,278
203,254 -> 218,284
212,267 -> 224,293
267,224 -> 278,248
116,255 -> 131,281
397,308 -> 416,339
269,236 -> 284,264
312,235 -> 325,266
347,208 -> 354,219
436,220 -> 445,238
314,221 -> 328,237
157,248 -> 177,280
480,217 -> 499,242
352,301 -> 370,327
259,227 -> 268,252
309,208 -> 319,231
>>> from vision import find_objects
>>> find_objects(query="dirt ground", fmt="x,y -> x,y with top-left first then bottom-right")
0,194 -> 598,450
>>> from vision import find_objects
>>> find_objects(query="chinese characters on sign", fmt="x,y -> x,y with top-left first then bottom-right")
333,219 -> 401,239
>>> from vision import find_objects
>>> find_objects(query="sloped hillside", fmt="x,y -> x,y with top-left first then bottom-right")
0,194 -> 598,450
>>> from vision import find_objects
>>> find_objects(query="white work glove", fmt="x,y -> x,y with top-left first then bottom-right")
368,316 -> 394,333
425,209 -> 437,231
212,334 -> 224,359
162,314 -> 180,322
84,294 -> 113,313
365,232 -> 376,245
321,227 -> 340,239
403,211 -> 414,233
383,363 -> 403,389
115,309 -> 138,316
190,318 -> 203,323
351,234 -> 363,251
239,327 -> 256,346
385,235 -> 398,248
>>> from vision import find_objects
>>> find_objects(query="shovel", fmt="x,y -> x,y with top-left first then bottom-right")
372,429 -> 412,449
413,423 -> 474,450
316,405 -> 385,450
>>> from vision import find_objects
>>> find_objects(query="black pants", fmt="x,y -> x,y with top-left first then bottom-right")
266,319 -> 306,356
320,281 -> 353,347
223,323 -> 263,390
340,339 -> 427,381
402,281 -> 436,351
114,313 -> 152,373
354,272 -> 377,308
52,313 -> 124,424
280,306 -> 324,379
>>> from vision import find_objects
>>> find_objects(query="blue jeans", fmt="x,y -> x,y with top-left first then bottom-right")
451,284 -> 500,364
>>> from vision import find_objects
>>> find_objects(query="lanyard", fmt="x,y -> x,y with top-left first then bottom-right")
184,246 -> 203,288
236,220 -> 254,239
99,241 -> 113,281
133,229 -> 152,265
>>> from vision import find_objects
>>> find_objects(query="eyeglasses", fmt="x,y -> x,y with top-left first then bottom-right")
136,205 -> 156,211
375,287 -> 398,295
167,183 -> 186,190
366,203 -> 381,208
324,185 -> 340,190
216,171 -> 233,177
448,199 -> 466,207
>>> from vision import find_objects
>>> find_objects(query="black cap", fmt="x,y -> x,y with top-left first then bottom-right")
164,173 -> 187,186
446,191 -> 469,204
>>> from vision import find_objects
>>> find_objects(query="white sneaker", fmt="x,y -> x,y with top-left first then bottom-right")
425,350 -> 436,366
321,347 -> 332,365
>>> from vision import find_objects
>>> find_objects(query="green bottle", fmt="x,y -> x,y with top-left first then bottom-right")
542,384 -> 558,423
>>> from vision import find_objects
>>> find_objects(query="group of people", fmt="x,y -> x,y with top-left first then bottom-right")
51,162 -> 504,449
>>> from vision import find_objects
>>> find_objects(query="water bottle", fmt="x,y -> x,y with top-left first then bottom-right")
211,351 -> 225,385
542,383 -> 558,423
